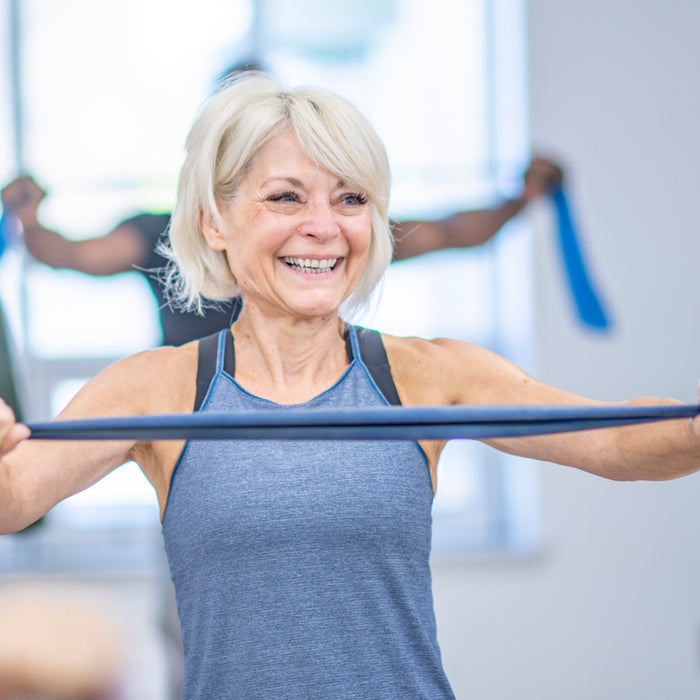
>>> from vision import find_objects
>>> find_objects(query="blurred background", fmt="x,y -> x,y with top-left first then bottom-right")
0,0 -> 698,698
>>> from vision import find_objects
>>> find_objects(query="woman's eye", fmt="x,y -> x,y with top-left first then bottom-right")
269,191 -> 298,203
341,193 -> 368,207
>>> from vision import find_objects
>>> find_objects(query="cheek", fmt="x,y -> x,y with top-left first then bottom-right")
226,224 -> 283,281
349,215 -> 373,254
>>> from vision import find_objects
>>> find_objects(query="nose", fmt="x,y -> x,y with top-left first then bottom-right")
297,199 -> 341,240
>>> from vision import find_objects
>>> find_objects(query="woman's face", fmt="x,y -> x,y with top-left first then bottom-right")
204,131 -> 372,320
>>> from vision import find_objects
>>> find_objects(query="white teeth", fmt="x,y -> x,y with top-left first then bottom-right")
282,257 -> 339,273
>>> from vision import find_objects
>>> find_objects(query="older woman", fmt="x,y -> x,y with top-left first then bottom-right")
0,72 -> 698,699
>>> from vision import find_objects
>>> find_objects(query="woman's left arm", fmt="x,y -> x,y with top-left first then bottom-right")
385,334 -> 700,482
488,390 -> 699,482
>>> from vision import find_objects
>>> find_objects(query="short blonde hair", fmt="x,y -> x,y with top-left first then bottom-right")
162,71 -> 393,318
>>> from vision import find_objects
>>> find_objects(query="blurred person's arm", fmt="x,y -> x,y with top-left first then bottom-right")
1,175 -> 148,275
391,156 -> 563,261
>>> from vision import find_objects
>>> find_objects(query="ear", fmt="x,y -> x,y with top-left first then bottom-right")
199,207 -> 228,251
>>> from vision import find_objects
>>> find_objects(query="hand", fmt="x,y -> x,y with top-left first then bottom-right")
0,399 -> 30,458
1,176 -> 47,225
693,383 -> 700,440
522,157 -> 564,201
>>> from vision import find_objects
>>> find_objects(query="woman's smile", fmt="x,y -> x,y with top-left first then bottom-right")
279,256 -> 342,274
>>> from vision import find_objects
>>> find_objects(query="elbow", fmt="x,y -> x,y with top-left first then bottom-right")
0,475 -> 49,535
0,507 -> 47,536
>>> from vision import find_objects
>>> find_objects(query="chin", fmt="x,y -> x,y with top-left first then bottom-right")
288,300 -> 343,319
285,292 -> 347,318
294,307 -> 341,320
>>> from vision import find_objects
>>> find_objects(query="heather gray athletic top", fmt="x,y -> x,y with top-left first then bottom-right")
162,326 -> 455,699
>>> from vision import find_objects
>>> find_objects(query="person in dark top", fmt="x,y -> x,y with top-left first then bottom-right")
2,155 -> 562,346
125,213 -> 242,345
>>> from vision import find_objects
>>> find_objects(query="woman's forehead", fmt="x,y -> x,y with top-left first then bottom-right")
247,132 -> 350,188
253,131 -> 315,169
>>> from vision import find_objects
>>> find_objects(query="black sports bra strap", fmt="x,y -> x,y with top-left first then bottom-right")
195,332 -> 220,411
223,329 -> 235,377
195,331 -> 235,411
351,326 -> 402,406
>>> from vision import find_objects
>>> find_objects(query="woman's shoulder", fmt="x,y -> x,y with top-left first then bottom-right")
80,341 -> 199,416
380,332 -> 490,369
105,341 -> 198,375
379,332 -> 525,406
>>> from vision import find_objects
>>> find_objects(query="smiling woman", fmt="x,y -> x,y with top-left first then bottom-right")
197,131 -> 374,322
1,71 -> 698,700
163,76 -> 393,319
0,0 -> 550,555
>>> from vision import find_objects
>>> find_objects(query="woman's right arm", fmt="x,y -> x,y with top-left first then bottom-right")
0,344 -> 196,534
0,400 -> 30,457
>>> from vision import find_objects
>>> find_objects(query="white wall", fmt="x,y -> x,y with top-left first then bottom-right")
433,2 -> 700,698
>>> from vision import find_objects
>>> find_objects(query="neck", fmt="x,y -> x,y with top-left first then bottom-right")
231,307 -> 349,404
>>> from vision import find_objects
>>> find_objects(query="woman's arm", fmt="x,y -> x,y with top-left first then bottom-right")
385,334 -> 700,483
0,344 -> 196,533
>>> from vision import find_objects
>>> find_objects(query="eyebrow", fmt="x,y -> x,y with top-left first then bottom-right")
263,176 -> 348,189
264,176 -> 303,188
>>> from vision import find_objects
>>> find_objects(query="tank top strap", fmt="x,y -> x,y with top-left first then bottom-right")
194,330 -> 235,411
345,325 -> 402,406
196,326 -> 401,410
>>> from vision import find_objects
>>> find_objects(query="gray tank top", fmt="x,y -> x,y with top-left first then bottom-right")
162,326 -> 455,699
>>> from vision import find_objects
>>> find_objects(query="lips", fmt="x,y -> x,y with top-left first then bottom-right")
281,257 -> 340,273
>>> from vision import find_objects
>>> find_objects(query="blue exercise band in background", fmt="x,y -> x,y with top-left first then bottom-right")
551,186 -> 611,330
0,210 -> 10,261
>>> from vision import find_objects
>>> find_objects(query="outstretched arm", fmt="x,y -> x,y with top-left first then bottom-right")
1,175 -> 148,276
0,341 -> 196,533
385,334 -> 700,485
0,376 -> 144,534
391,156 -> 563,261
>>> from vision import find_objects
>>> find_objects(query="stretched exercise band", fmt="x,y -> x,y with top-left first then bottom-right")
26,403 -> 699,442
551,186 -> 611,330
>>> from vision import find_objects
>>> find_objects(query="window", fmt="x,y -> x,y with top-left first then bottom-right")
0,0 -> 538,572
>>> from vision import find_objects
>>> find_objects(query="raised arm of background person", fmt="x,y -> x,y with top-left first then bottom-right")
391,156 -> 563,261
1,175 -> 149,276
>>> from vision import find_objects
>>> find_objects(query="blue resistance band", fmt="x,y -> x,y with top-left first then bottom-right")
551,186 -> 611,330
0,206 -> 21,262
0,210 -> 10,261
27,403 -> 698,441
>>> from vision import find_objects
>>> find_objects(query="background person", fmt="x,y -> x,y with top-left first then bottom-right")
1,157 -> 562,346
